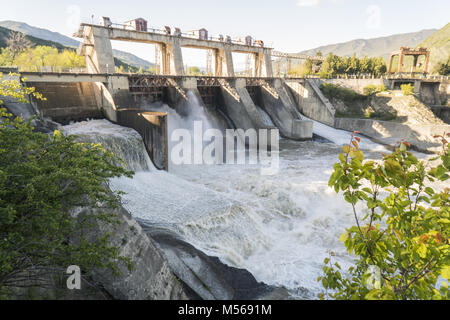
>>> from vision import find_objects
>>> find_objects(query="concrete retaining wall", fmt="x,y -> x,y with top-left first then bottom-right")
27,82 -> 103,124
117,110 -> 168,171
286,79 -> 335,126
430,106 -> 450,124
334,117 -> 450,153
258,79 -> 313,140
321,78 -> 387,94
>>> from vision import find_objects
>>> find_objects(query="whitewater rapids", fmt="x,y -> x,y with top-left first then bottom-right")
64,98 -> 424,299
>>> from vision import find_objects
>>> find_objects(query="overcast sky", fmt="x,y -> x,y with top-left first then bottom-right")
1,0 -> 449,68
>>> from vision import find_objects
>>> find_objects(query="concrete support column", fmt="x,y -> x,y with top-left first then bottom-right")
414,80 -> 421,95
398,53 -> 404,73
223,47 -> 235,77
387,55 -> 394,73
424,52 -> 430,74
254,53 -> 263,77
254,52 -> 273,78
214,49 -> 226,77
83,26 -> 115,74
160,44 -> 170,75
160,42 -> 184,76
413,55 -> 419,73
264,53 -> 274,78
170,39 -> 185,76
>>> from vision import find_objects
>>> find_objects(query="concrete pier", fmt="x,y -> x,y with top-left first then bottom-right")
75,24 -> 273,77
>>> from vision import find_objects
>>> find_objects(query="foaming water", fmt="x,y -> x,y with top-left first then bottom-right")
140,91 -> 233,170
63,119 -> 155,172
308,118 -> 388,152
255,105 -> 275,127
62,110 -> 425,299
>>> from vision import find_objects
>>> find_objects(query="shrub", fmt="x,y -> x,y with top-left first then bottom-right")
401,84 -> 414,96
319,134 -> 450,300
377,84 -> 387,92
363,84 -> 378,96
320,83 -> 362,102
0,73 -> 134,297
363,84 -> 388,96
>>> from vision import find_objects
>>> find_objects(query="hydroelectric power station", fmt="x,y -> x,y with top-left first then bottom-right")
2,16 -> 450,301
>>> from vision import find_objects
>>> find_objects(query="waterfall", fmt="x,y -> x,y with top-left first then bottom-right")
63,119 -> 156,172
306,117 -> 388,152
255,105 -> 276,127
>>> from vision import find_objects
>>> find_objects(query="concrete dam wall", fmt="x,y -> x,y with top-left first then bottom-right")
21,74 -> 346,169
27,82 -> 103,124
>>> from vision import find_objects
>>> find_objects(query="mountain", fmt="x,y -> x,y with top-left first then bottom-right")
0,25 -> 139,72
298,29 -> 437,60
0,20 -> 154,69
0,26 -> 66,50
420,23 -> 450,72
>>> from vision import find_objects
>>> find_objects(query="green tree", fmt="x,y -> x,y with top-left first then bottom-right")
359,56 -> 371,74
0,73 -> 133,298
401,83 -> 414,96
347,54 -> 359,75
1,46 -> 86,72
186,66 -> 203,76
319,133 -> 449,300
373,57 -> 387,77
436,59 -> 450,76
319,53 -> 337,78
0,48 -> 15,66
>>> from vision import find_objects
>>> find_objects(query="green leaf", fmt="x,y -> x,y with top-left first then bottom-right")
417,243 -> 427,259
442,266 -> 450,280
424,187 -> 435,196
339,233 -> 348,242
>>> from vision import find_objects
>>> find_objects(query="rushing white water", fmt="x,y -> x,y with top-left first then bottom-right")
62,101 -> 425,299
63,119 -> 154,171
307,117 -> 388,152
255,105 -> 276,127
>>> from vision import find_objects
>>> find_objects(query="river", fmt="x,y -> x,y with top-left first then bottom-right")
63,95 -> 430,299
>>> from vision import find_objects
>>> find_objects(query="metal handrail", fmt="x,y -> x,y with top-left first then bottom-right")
80,19 -> 268,48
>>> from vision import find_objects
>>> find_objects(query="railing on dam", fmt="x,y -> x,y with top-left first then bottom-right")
116,109 -> 168,171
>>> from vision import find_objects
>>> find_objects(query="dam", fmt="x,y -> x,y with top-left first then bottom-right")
11,19 -> 448,168
20,70 -> 324,170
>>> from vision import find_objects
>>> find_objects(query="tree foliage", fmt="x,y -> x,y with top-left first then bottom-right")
436,58 -> 450,76
320,83 -> 362,102
363,84 -> 387,96
0,45 -> 85,72
319,133 -> 449,300
401,84 -> 414,96
319,53 -> 387,78
0,72 -> 45,105
0,74 -> 134,298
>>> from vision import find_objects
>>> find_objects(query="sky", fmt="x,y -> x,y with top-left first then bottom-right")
1,0 -> 449,68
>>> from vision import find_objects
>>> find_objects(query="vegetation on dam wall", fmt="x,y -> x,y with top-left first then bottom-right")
319,82 -> 445,124
286,53 -> 387,78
